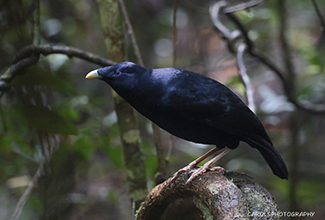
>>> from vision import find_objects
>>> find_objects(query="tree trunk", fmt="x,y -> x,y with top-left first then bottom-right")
136,169 -> 279,220
96,0 -> 148,211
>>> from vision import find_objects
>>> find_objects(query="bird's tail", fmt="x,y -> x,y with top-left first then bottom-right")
244,137 -> 288,179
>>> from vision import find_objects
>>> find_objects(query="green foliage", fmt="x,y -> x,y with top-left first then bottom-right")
104,141 -> 124,168
12,67 -> 75,95
10,103 -> 77,135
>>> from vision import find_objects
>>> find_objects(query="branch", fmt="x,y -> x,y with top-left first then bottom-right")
13,44 -> 116,66
173,0 -> 179,67
136,169 -> 279,220
10,134 -> 59,220
210,2 -> 241,43
1,54 -> 40,83
278,0 -> 295,92
118,0 -> 144,66
96,0 -> 147,212
10,161 -> 44,220
224,0 -> 264,13
210,2 -> 254,110
237,43 -> 256,112
118,0 -> 166,183
210,1 -> 325,114
32,0 -> 41,45
224,13 -> 287,83
311,0 -> 325,36
225,13 -> 254,52
180,0 -> 263,14
0,44 -> 116,91
152,123 -> 166,184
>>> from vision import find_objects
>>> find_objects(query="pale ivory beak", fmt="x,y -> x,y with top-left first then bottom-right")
85,69 -> 101,79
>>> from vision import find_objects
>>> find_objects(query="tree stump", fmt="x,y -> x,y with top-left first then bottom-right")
136,168 -> 279,220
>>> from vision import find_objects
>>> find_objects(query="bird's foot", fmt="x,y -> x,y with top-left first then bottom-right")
171,161 -> 198,182
209,166 -> 225,173
172,148 -> 231,183
185,165 -> 225,184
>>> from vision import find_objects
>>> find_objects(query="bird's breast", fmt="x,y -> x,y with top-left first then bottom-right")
123,93 -> 235,147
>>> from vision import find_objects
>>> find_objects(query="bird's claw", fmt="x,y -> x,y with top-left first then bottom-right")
172,164 -> 225,184
171,159 -> 226,184
209,166 -> 225,173
171,167 -> 191,182
171,161 -> 198,182
185,166 -> 225,184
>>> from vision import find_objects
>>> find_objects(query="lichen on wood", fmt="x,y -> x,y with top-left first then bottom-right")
96,0 -> 147,211
136,168 -> 279,220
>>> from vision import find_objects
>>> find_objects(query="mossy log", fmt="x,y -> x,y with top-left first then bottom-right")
136,168 -> 279,220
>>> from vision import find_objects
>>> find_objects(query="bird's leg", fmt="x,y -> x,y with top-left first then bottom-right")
186,148 -> 233,184
171,147 -> 220,181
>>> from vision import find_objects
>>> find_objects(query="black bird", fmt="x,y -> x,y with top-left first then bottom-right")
86,62 -> 288,181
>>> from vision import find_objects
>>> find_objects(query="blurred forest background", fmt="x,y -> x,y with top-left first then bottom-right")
1,0 -> 325,219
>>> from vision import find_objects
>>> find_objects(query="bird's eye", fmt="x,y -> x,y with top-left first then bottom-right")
115,71 -> 122,76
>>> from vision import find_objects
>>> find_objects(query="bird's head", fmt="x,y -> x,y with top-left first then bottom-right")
85,61 -> 149,94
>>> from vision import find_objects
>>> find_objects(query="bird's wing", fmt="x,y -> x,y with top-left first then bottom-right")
161,70 -> 286,179
166,73 -> 270,143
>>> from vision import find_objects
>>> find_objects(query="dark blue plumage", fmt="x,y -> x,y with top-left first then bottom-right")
86,61 -> 288,180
